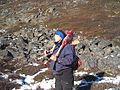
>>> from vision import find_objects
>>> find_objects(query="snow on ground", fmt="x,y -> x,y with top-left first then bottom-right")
11,70 -> 120,90
1,74 -> 9,79
28,63 -> 39,67
12,68 -> 49,90
74,70 -> 88,76
98,76 -> 120,85
40,78 -> 55,89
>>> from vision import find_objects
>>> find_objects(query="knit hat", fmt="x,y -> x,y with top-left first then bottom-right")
55,30 -> 66,39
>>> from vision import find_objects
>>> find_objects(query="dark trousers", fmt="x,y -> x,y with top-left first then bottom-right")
55,68 -> 74,90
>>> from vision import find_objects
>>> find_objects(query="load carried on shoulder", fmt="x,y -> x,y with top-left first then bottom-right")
37,30 -> 82,70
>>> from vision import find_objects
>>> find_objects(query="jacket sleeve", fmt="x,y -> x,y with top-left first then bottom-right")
57,44 -> 74,65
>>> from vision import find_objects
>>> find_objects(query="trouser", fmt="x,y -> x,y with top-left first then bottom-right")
55,68 -> 74,90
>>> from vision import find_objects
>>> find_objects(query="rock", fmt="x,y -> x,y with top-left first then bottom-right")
16,36 -> 27,48
0,50 -> 7,59
0,0 -> 8,5
113,36 -> 120,46
0,37 -> 9,50
38,35 -> 46,41
75,37 -> 120,74
98,55 -> 120,75
20,14 -> 35,23
89,38 -> 101,46
103,47 -> 113,56
3,50 -> 14,61
77,43 -> 86,50
5,17 -> 18,26
6,47 -> 19,59
89,44 -> 102,52
0,43 -> 9,50
26,31 -> 34,39
0,29 -> 7,35
79,53 -> 98,70
21,36 -> 29,44
46,7 -> 56,14
73,0 -> 89,4
98,40 -> 113,49
76,43 -> 86,55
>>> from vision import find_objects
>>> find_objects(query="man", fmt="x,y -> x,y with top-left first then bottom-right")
48,30 -> 75,90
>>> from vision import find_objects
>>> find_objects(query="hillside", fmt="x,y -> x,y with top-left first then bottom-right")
0,0 -> 120,90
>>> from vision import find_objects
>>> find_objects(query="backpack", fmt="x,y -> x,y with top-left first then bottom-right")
73,55 -> 82,70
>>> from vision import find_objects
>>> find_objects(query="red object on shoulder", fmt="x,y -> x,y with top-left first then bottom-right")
62,30 -> 73,46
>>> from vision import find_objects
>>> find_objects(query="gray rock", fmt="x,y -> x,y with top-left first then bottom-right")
73,0 -> 89,4
77,43 -> 86,50
0,50 -> 7,59
103,47 -> 113,56
80,53 -> 98,70
1,9 -> 9,16
38,35 -> 46,41
89,38 -> 101,46
89,44 -> 102,52
98,40 -> 112,49
6,47 -> 19,59
46,7 -> 56,14
0,0 -> 7,4
5,17 -> 18,26
20,14 -> 34,23
0,37 -> 9,50
0,29 -> 7,35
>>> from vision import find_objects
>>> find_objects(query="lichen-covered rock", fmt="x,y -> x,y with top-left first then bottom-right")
76,37 -> 120,74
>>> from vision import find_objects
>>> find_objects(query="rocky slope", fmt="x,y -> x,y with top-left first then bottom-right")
0,0 -> 120,90
0,25 -> 120,90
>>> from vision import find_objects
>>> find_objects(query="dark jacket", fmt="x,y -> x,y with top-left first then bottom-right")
49,43 -> 76,74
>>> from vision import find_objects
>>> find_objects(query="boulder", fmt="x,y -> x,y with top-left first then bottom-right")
89,44 -> 102,52
0,50 -> 7,59
98,40 -> 112,49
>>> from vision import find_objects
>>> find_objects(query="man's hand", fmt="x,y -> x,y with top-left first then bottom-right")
50,55 -> 57,61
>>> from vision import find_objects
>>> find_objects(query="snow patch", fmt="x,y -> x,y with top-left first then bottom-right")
74,71 -> 88,76
98,76 -> 120,85
29,63 -> 39,66
11,70 -> 120,90
1,74 -> 8,79
40,78 -> 55,89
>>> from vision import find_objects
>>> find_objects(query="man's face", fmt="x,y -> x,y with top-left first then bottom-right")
54,35 -> 62,42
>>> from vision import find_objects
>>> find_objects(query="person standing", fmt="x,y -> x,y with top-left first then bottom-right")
46,30 -> 76,90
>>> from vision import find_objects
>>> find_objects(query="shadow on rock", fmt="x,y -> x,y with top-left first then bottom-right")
74,72 -> 105,90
